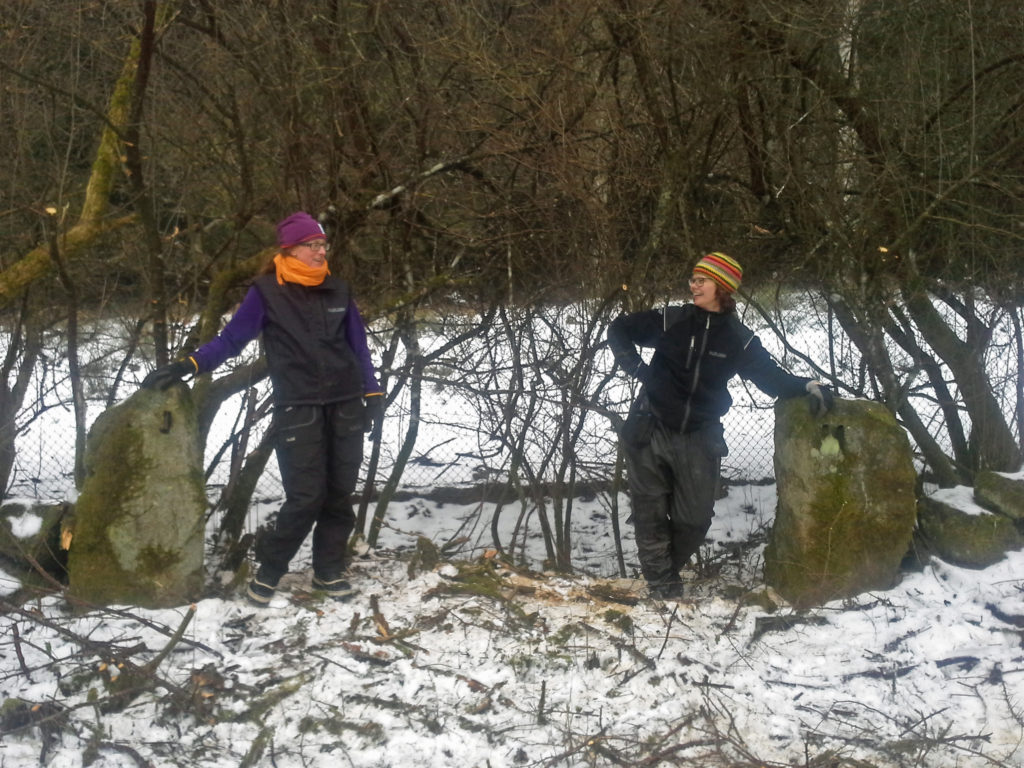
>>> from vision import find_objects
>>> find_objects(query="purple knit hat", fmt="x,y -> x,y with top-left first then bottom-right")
276,211 -> 325,247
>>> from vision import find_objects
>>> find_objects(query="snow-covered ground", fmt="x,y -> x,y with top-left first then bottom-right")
2,482 -> 1023,767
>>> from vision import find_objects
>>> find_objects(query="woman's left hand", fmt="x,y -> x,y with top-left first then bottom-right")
363,394 -> 385,434
805,381 -> 835,416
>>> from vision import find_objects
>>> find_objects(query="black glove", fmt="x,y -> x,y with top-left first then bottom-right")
630,360 -> 650,384
141,359 -> 195,390
805,380 -> 835,416
363,394 -> 385,434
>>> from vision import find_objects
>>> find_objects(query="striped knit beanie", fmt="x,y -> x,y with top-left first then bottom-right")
693,252 -> 743,293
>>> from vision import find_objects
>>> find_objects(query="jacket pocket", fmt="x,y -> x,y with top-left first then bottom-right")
702,422 -> 729,458
622,410 -> 655,448
622,393 -> 657,448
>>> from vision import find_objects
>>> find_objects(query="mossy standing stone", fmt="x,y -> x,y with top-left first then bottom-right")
764,398 -> 917,608
68,385 -> 207,607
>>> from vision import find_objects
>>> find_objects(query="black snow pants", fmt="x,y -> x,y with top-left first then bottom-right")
623,420 -> 727,588
256,398 -> 364,582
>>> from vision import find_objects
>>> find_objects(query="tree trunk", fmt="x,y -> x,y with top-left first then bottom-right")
1012,308 -> 1024,457
368,362 -> 420,548
828,294 -> 963,487
216,427 -> 275,562
0,18 -> 142,306
49,221 -> 88,489
903,287 -> 1021,472
123,1 -> 169,363
356,323 -> 402,537
0,299 -> 42,498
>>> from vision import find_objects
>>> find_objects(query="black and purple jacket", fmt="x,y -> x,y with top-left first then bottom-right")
191,275 -> 380,406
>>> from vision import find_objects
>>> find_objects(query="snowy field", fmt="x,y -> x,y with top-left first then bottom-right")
2,482 -> 1023,767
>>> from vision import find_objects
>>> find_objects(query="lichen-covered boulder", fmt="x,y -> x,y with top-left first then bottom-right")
764,398 -> 917,608
916,488 -> 1024,567
974,470 -> 1024,521
68,385 -> 206,607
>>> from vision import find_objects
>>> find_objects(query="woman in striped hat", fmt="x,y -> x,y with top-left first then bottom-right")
608,252 -> 834,600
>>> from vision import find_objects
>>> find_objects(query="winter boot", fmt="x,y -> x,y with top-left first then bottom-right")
246,566 -> 281,606
312,574 -> 356,600
649,580 -> 685,601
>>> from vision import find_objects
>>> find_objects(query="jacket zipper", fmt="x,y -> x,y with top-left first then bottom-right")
680,313 -> 711,432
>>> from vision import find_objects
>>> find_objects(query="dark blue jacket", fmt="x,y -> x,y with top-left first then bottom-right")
608,304 -> 810,431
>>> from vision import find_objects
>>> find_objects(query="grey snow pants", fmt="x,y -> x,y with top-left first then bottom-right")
623,420 -> 726,587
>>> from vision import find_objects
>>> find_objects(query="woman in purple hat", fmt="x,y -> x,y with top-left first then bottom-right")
143,211 -> 384,605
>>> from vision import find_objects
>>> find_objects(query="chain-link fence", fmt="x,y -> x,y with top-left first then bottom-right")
10,296 -> 993,574
5,312 -> 782,509
6,292 -> 1023,583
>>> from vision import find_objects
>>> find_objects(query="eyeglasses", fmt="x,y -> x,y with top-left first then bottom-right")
688,276 -> 708,287
301,240 -> 329,252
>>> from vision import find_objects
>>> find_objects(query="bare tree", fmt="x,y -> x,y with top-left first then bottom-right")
2,0 -> 1021,549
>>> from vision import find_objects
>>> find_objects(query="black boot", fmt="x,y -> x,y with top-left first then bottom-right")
649,579 -> 685,600
246,565 -> 282,605
312,573 -> 355,600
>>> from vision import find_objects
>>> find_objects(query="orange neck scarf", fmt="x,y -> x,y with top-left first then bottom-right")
274,253 -> 329,286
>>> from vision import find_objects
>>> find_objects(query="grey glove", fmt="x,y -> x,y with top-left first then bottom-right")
806,380 -> 835,416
